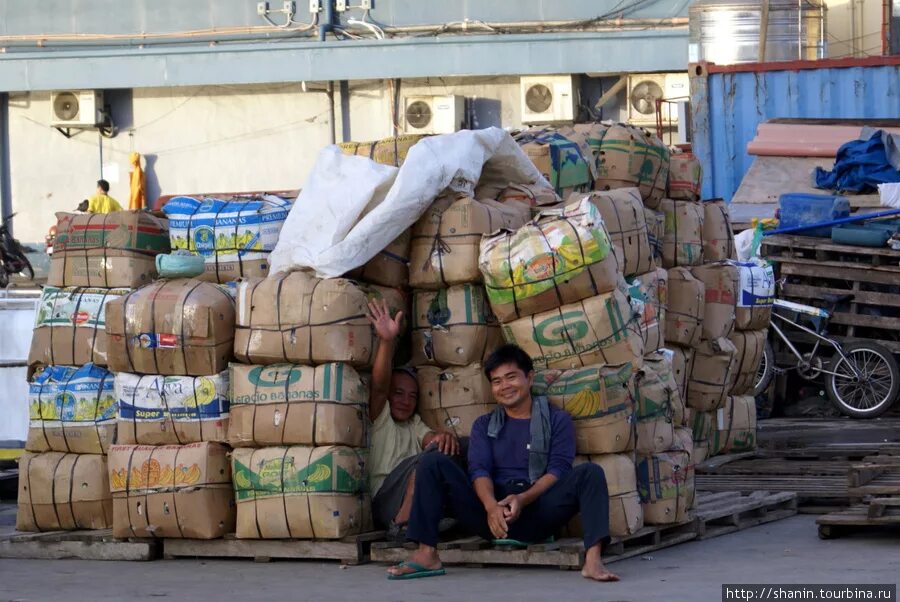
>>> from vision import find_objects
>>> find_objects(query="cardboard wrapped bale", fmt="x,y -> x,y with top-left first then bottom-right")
592,123 -> 670,206
16,452 -> 113,532
691,262 -> 739,341
479,197 -> 618,322
409,194 -> 530,289
495,182 -> 560,207
162,195 -> 293,283
28,285 -> 130,368
106,278 -> 236,376
667,153 -> 702,202
729,330 -> 768,396
713,396 -> 758,455
520,130 -> 593,196
232,445 -> 371,539
49,211 -> 170,288
735,262 -> 775,331
411,285 -> 501,367
580,188 -> 655,277
109,442 -> 235,539
636,449 -> 694,525
659,199 -> 704,268
417,363 -> 494,438
228,363 -> 367,447
628,268 -> 667,353
687,337 -> 738,412
234,272 -> 406,367
702,200 -> 736,261
666,347 -> 695,422
664,268 -> 704,348
115,371 -> 229,445
671,427 -> 697,510
27,364 -> 116,454
635,351 -> 684,454
644,207 -> 665,263
345,229 -> 410,289
686,408 -> 714,464
571,453 -> 643,537
533,363 -> 636,455
338,134 -> 428,166
502,287 -> 644,370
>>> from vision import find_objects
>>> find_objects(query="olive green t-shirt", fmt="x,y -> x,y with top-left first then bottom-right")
369,404 -> 431,496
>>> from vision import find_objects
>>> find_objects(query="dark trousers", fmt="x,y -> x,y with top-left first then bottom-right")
406,453 -> 611,550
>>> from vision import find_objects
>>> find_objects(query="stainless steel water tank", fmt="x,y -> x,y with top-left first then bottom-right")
689,0 -> 827,65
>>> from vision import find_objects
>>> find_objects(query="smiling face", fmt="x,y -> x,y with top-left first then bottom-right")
388,371 -> 419,423
488,362 -> 533,411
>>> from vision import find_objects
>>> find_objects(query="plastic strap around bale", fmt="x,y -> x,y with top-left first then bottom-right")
502,233 -> 522,319
176,281 -> 203,376
119,289 -> 140,373
184,199 -> 204,274
251,448 -> 264,539
35,373 -> 51,453
241,278 -> 266,363
57,368 -> 79,453
123,445 -> 139,538
304,279 -> 323,365
160,378 -> 183,446
23,455 -> 40,531
65,453 -> 82,529
280,446 -> 297,539
48,453 -> 67,531
92,370 -> 110,452
170,444 -> 186,538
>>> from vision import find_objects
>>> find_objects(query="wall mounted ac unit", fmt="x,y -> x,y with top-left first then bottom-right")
627,73 -> 689,125
520,75 -> 577,124
403,95 -> 467,135
50,91 -> 104,128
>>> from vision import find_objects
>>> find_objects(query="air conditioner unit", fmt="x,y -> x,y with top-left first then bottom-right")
402,95 -> 467,135
520,75 -> 577,124
627,73 -> 689,125
50,90 -> 104,128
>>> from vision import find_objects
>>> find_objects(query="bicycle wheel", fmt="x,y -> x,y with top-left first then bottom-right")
752,340 -> 776,397
825,342 -> 900,418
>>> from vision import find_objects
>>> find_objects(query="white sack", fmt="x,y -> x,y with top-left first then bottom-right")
269,128 -> 546,278
879,182 -> 900,209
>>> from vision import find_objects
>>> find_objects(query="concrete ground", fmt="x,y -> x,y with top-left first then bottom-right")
1,515 -> 897,602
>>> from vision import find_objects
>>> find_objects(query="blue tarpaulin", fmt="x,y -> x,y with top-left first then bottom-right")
814,128 -> 900,193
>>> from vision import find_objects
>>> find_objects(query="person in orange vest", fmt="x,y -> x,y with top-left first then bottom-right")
77,179 -> 123,214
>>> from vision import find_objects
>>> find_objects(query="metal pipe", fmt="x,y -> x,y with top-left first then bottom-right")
326,81 -> 336,145
339,80 -> 351,143
0,93 -> 11,236
319,0 -> 334,41
763,208 -> 900,236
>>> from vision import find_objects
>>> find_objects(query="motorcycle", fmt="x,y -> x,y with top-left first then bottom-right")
0,213 -> 35,288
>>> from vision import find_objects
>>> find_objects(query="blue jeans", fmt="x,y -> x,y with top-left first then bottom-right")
405,453 -> 611,550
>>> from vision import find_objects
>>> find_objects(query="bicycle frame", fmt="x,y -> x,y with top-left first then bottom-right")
768,300 -> 861,380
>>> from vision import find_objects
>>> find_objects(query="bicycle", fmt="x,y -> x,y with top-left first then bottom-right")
754,293 -> 900,418
0,213 -> 35,288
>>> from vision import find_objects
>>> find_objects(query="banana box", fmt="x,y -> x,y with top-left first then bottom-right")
17,452 -> 112,532
532,363 -> 636,455
478,197 -> 617,322
634,352 -> 682,455
108,442 -> 234,539
628,267 -> 668,353
686,337 -> 738,412
712,395 -> 757,456
636,449 -> 694,525
728,329 -> 767,396
115,372 -> 229,445
503,286 -> 644,371
411,285 -> 502,367
566,453 -> 643,538
665,267 -> 704,348
27,364 -> 116,454
581,188 -> 655,278
232,445 -> 371,539
228,363 -> 367,448
417,363 -> 494,439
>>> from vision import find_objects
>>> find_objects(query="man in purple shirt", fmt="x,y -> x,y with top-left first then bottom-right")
386,344 -> 619,582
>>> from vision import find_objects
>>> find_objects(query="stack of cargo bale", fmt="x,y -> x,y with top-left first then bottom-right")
162,194 -> 293,283
338,134 -> 429,168
230,269 -> 407,539
18,210 -> 170,534
479,196 -> 647,538
104,275 -> 237,540
515,127 -> 595,198
407,193 -> 531,438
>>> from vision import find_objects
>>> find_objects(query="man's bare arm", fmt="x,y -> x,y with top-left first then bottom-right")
366,299 -> 402,422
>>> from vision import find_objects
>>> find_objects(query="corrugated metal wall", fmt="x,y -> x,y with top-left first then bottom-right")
691,58 -> 900,201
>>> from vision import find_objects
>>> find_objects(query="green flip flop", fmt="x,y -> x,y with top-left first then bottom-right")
492,536 -> 554,548
386,561 -> 446,580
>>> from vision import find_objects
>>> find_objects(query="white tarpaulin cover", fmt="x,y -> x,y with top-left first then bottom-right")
269,127 -> 546,278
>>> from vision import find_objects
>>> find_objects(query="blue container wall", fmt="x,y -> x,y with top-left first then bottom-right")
691,61 -> 900,201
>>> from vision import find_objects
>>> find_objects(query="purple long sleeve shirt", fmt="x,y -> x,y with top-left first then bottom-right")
467,404 -> 576,487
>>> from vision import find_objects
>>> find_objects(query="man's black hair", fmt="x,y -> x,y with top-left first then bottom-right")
483,344 -> 534,378
97,179 -> 110,193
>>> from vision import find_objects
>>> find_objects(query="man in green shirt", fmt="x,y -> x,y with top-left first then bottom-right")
367,299 -> 459,534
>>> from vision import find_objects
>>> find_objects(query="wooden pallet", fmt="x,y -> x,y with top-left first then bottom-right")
761,234 -> 900,353
163,531 -> 385,565
848,459 -> 900,497
816,502 -> 900,539
695,458 -> 851,501
694,491 -> 798,540
0,529 -> 158,561
370,520 -> 697,569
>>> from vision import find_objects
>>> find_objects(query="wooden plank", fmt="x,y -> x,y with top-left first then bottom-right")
781,284 -> 900,309
732,157 -> 882,208
0,536 -> 157,561
695,452 -> 759,473
776,261 -> 900,286
768,330 -> 900,354
848,464 -> 891,488
163,533 -> 380,563
371,544 -> 584,568
827,312 -> 900,331
764,234 -> 900,257
817,505 -> 900,526
698,508 -> 798,540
